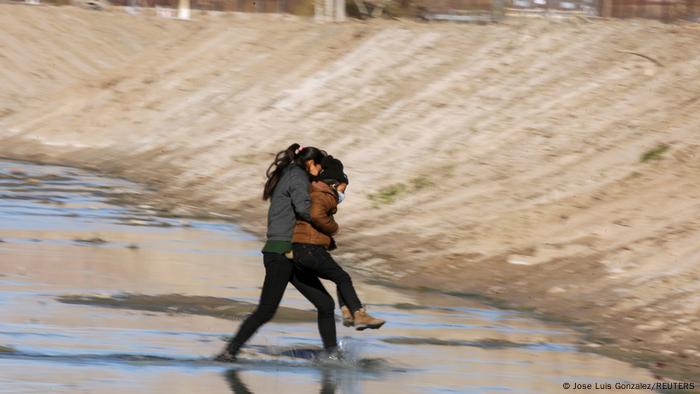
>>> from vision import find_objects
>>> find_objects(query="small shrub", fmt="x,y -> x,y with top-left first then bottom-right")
368,183 -> 408,206
410,176 -> 433,190
640,144 -> 669,162
368,176 -> 433,207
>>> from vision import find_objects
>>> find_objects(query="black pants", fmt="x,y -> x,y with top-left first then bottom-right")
227,252 -> 337,354
292,243 -> 363,314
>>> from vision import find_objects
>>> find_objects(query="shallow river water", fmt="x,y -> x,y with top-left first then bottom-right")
0,160 -> 659,393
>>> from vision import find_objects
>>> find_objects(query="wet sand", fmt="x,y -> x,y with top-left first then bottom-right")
0,160 -> 667,393
57,293 -> 318,323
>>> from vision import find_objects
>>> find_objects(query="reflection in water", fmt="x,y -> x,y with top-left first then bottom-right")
224,369 -> 337,394
319,369 -> 337,394
224,370 -> 254,394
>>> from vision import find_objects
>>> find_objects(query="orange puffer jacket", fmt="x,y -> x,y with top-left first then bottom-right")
292,181 -> 338,248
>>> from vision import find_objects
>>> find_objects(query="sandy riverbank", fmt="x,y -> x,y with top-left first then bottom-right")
1,4 -> 699,383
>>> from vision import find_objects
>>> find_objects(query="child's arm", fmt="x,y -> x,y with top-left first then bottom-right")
310,191 -> 338,235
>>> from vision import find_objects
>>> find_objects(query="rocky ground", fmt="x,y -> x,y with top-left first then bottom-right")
1,4 -> 699,383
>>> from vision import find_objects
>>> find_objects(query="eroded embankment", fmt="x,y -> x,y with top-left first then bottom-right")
1,5 -> 700,382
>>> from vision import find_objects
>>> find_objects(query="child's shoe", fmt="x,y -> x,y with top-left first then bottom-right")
353,308 -> 385,331
341,306 -> 354,327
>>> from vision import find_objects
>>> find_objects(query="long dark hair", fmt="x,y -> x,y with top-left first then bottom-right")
263,143 -> 326,200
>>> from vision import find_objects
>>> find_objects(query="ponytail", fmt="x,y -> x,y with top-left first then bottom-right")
263,143 -> 326,200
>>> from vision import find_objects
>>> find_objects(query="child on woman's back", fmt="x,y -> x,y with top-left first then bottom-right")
291,156 -> 385,330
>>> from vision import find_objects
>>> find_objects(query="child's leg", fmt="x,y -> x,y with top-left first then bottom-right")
336,287 -> 346,309
293,244 -> 363,313
294,244 -> 385,330
337,287 -> 355,327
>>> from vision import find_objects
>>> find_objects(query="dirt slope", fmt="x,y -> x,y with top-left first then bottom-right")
1,4 -> 700,381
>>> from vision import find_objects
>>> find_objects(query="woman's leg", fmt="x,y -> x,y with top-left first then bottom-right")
224,252 -> 293,355
294,244 -> 363,313
290,267 -> 337,349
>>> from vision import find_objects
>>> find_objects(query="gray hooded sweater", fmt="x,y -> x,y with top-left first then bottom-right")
262,165 -> 312,253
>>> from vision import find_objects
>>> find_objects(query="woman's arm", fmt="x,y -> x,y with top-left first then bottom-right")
288,166 -> 312,222
310,192 -> 339,235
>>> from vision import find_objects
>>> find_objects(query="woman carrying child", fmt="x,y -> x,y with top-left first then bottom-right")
216,144 -> 341,362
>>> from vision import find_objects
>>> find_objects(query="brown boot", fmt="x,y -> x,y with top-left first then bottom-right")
353,308 -> 385,331
341,306 -> 354,327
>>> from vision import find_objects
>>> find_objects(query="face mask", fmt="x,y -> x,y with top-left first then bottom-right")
337,191 -> 345,204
